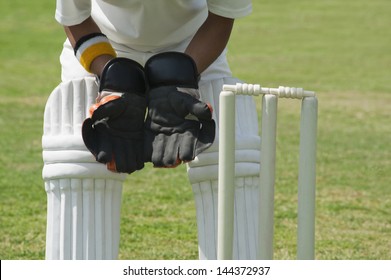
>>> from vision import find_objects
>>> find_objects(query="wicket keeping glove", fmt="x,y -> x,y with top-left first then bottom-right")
82,58 -> 147,173
144,52 -> 216,167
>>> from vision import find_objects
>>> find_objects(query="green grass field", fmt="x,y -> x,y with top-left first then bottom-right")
1,0 -> 390,260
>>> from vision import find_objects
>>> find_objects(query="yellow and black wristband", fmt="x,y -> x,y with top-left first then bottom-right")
74,33 -> 117,73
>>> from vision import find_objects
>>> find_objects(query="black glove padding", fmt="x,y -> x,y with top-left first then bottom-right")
82,58 -> 147,173
144,52 -> 216,167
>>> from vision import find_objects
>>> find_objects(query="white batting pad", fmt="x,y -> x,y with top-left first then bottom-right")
45,178 -> 122,259
192,176 -> 259,260
42,77 -> 126,259
187,78 -> 261,259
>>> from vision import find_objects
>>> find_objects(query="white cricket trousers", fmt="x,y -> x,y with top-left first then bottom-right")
42,39 -> 260,259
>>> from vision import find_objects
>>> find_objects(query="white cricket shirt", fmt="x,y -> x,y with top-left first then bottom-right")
55,0 -> 252,51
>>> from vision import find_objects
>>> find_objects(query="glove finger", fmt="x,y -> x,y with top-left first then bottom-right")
107,158 -> 118,173
151,133 -> 167,167
143,129 -> 155,163
187,101 -> 213,121
170,92 -> 213,121
178,130 -> 197,162
194,119 -> 216,156
82,118 -> 115,164
162,134 -> 182,167
82,118 -> 99,157
94,124 -> 113,163
134,139 -> 145,170
107,139 -> 144,174
151,133 -> 182,167
123,140 -> 138,173
110,138 -> 132,173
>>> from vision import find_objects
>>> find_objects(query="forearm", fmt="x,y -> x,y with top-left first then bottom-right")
185,12 -> 234,74
64,17 -> 115,76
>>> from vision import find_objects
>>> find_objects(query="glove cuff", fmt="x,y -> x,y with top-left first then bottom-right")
99,57 -> 146,95
145,52 -> 199,89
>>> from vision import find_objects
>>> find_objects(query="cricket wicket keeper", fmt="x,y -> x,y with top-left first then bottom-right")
42,0 -> 261,259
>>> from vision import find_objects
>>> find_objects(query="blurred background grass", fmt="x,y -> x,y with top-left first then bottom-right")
0,0 -> 390,259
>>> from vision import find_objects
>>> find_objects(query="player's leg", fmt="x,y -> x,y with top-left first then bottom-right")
188,77 -> 261,260
42,77 -> 127,259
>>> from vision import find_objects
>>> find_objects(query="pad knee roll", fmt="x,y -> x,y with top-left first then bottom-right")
42,77 -> 126,181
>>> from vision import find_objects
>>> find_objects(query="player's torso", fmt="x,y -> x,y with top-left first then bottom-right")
91,0 -> 208,51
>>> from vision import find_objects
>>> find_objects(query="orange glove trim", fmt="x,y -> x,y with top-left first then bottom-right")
89,95 -> 121,117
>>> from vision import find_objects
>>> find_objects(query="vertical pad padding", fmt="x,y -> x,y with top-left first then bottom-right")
191,176 -> 259,260
187,77 -> 261,183
42,77 -> 126,181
